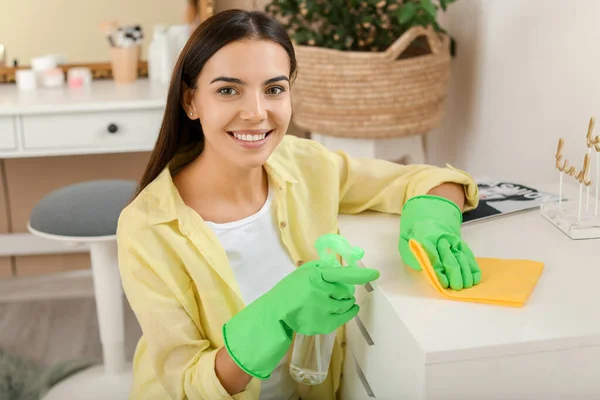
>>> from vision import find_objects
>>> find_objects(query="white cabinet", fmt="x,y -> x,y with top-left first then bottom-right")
346,286 -> 425,400
340,345 -> 377,400
0,117 -> 17,150
338,193 -> 600,400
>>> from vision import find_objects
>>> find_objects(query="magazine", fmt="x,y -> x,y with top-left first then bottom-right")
462,177 -> 560,224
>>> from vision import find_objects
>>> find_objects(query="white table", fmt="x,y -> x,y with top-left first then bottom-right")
0,79 -> 167,157
338,182 -> 600,399
0,79 -> 168,257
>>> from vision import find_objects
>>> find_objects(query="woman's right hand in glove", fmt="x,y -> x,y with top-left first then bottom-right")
222,260 -> 380,380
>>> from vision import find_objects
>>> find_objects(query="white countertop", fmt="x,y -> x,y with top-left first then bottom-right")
338,181 -> 600,364
0,79 -> 169,115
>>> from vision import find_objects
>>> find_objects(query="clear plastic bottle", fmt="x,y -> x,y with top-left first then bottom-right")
289,331 -> 337,385
167,24 -> 191,71
289,234 -> 365,385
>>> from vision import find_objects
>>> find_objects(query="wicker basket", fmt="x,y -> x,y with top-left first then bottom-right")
291,26 -> 451,139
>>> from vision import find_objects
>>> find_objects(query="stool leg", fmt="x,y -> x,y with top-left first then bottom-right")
399,134 -> 427,164
89,241 -> 125,375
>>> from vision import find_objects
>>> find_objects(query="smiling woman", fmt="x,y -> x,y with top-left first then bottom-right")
134,11 -> 296,198
182,40 -> 292,171
116,8 -> 480,400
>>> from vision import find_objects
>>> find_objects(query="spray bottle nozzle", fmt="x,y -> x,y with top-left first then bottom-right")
314,233 -> 365,268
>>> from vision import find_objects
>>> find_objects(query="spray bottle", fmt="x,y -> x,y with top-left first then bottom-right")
289,233 -> 365,385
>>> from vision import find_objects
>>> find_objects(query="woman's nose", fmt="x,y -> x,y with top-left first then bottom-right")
239,92 -> 267,122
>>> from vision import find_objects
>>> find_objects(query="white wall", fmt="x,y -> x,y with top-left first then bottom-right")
427,0 -> 600,186
1,0 -> 185,64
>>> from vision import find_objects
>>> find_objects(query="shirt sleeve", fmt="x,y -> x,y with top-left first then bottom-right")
327,148 -> 479,215
117,231 -> 254,400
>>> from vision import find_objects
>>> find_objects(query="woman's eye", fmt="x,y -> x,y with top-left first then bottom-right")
217,87 -> 238,96
266,86 -> 285,96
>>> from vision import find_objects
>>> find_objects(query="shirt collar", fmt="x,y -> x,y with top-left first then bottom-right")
147,140 -> 298,226
147,167 -> 183,226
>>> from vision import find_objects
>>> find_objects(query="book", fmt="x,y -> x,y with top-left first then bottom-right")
462,177 -> 560,224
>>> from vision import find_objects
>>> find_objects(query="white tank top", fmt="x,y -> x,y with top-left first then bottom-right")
205,185 -> 299,400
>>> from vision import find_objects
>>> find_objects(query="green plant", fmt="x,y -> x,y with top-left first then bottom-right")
265,0 -> 457,53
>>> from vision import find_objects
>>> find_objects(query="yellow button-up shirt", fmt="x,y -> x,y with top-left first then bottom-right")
117,135 -> 478,400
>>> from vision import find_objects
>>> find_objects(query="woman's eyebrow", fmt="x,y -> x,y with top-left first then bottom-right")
264,75 -> 289,85
209,75 -> 290,85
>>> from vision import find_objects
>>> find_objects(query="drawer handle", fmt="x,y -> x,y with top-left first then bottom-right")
357,260 -> 374,293
354,316 -> 374,346
352,353 -> 377,398
107,123 -> 119,134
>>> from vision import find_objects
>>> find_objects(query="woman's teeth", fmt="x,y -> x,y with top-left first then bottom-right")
232,132 -> 268,142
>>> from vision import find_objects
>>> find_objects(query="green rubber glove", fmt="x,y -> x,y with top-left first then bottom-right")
222,261 -> 380,379
398,194 -> 481,291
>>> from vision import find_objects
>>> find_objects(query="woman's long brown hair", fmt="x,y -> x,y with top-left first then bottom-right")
135,9 -> 297,197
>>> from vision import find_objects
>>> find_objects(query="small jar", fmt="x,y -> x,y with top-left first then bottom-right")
15,69 -> 37,91
67,67 -> 92,88
42,68 -> 65,88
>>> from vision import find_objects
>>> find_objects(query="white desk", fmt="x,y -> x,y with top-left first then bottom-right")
0,79 -> 168,158
338,182 -> 600,399
0,79 -> 168,257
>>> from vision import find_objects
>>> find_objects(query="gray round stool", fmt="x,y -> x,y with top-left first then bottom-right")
27,180 -> 136,400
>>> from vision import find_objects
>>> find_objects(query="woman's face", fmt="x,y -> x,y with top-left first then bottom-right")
186,39 -> 292,170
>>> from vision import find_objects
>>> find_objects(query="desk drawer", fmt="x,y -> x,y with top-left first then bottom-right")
348,285 -> 426,399
345,317 -> 381,397
340,345 -> 377,400
21,109 -> 162,150
0,117 -> 17,150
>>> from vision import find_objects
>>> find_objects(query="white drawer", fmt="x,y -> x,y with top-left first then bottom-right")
340,345 -> 377,400
347,285 -> 426,399
21,109 -> 162,150
345,316 -> 383,395
0,117 -> 17,150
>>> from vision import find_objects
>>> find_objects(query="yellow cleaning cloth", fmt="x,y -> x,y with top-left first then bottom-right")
408,239 -> 544,307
